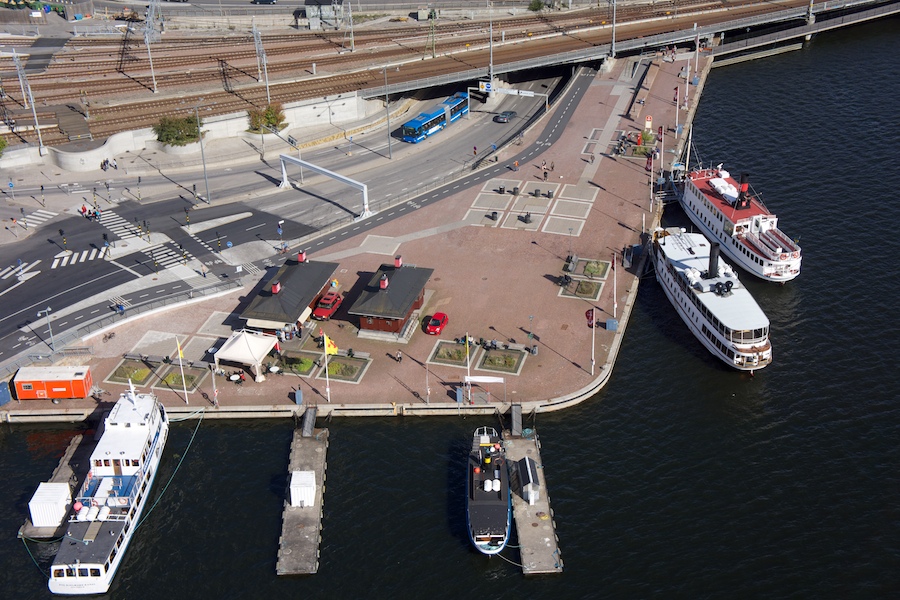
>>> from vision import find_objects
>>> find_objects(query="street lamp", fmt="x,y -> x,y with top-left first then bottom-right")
195,103 -> 211,204
382,66 -> 393,159
37,307 -> 55,352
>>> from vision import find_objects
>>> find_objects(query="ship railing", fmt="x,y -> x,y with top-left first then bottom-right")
744,231 -> 781,261
763,227 -> 800,254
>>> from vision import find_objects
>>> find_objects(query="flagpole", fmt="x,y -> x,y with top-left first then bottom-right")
176,336 -> 189,405
211,366 -> 218,407
324,352 -> 331,403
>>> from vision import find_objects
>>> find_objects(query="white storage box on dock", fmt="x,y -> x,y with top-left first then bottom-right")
29,482 -> 71,527
289,471 -> 316,508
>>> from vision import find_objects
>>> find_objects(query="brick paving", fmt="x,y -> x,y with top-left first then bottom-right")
2,51 -> 712,419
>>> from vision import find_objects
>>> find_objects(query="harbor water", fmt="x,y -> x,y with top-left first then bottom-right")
3,19 -> 899,598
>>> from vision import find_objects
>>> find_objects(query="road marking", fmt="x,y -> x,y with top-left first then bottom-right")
245,223 -> 267,231
74,315 -> 84,320
90,309 -> 100,314
139,293 -> 149,298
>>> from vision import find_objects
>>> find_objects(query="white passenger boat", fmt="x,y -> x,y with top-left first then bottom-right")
680,165 -> 801,283
48,382 -> 168,595
651,228 -> 773,372
466,427 -> 511,556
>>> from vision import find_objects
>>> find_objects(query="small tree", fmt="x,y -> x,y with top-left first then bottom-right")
528,0 -> 545,12
248,102 -> 286,133
0,136 -> 7,157
153,116 -> 200,146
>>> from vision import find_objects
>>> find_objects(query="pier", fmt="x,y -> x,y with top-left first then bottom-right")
504,406 -> 563,575
17,433 -> 92,540
275,408 -> 328,576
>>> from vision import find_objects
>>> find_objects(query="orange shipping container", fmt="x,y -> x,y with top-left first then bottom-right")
13,366 -> 93,400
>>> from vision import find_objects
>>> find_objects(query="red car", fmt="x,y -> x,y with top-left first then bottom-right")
312,291 -> 343,321
425,312 -> 449,335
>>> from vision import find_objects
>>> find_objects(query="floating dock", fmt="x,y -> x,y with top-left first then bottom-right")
18,433 -> 93,540
276,408 -> 328,576
504,405 -> 563,575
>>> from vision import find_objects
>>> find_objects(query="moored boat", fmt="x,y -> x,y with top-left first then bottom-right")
651,228 -> 773,372
466,427 -> 511,556
48,382 -> 169,595
679,164 -> 801,283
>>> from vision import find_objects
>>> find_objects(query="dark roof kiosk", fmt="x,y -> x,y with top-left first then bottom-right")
348,257 -> 434,334
240,253 -> 339,332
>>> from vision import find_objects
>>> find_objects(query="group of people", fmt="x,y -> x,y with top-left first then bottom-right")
80,204 -> 102,221
101,158 -> 117,171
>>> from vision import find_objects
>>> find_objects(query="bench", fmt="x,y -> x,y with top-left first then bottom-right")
122,353 -> 144,362
335,349 -> 370,360
144,354 -> 167,364
506,343 -> 529,352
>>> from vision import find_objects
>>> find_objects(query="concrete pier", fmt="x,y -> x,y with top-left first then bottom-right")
18,433 -> 92,540
275,411 -> 328,576
504,420 -> 563,575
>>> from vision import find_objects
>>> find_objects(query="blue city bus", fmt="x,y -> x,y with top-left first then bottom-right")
400,92 -> 469,143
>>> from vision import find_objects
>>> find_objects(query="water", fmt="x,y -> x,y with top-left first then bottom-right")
3,19 -> 899,598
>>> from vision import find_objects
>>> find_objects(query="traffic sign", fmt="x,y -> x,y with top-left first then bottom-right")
7,181 -> 12,189
226,241 -> 233,248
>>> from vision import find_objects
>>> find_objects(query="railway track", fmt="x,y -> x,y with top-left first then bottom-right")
1,0 -> 810,148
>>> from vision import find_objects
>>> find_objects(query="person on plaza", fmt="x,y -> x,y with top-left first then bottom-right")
112,159 -> 118,170
590,153 -> 595,164
81,204 -> 88,217
513,160 -> 519,171
550,161 -> 555,172
239,372 -> 246,382
396,351 -> 402,364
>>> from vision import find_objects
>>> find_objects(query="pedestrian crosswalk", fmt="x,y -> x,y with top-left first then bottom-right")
108,296 -> 133,309
141,242 -> 195,271
51,248 -> 104,269
21,209 -> 58,228
100,211 -> 143,241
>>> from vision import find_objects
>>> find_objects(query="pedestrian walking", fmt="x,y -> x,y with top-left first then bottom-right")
590,153 -> 595,164
81,204 -> 88,217
201,264 -> 208,278
112,159 -> 118,170
396,351 -> 403,364
513,160 -> 519,171
543,170 -> 548,181
541,159 -> 546,170
550,161 -> 554,172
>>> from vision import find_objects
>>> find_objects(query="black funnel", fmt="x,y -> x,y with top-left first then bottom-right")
708,243 -> 720,278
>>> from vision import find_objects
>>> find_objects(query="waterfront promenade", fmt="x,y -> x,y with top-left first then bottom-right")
0,50 -> 711,421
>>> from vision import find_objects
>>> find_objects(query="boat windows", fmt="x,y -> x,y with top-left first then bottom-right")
104,459 -> 111,467
66,567 -> 75,577
78,568 -> 89,577
53,568 -> 65,578
94,459 -> 102,467
90,568 -> 101,577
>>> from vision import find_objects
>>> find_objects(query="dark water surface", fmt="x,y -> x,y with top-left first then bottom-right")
3,19 -> 899,599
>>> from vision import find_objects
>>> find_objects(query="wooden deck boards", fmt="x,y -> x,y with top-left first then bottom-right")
503,430 -> 563,575
275,428 -> 328,576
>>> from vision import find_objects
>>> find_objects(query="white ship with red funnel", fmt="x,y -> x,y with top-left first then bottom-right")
679,166 -> 801,283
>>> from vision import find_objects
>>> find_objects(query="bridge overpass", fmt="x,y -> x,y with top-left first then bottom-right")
358,0 -> 899,99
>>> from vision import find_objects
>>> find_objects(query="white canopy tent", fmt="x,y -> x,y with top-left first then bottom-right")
213,329 -> 278,382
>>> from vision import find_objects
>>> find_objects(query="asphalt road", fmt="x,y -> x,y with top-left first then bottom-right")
0,67 -> 594,370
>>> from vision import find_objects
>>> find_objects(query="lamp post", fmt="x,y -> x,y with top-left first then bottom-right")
37,307 -> 55,351
382,66 -> 393,159
195,104 -> 211,204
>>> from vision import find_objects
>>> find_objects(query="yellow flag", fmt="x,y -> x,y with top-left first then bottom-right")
176,338 -> 184,359
323,334 -> 338,356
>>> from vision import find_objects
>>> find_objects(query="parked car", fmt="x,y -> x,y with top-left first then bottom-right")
494,110 -> 517,123
311,291 -> 342,321
251,0 -> 276,4
425,312 -> 449,335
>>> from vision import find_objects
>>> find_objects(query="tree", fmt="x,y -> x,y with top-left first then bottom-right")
152,116 -> 200,146
248,102 -> 286,133
528,0 -> 545,12
0,136 -> 7,157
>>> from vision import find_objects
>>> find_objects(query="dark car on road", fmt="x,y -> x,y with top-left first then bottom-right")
494,111 -> 517,123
